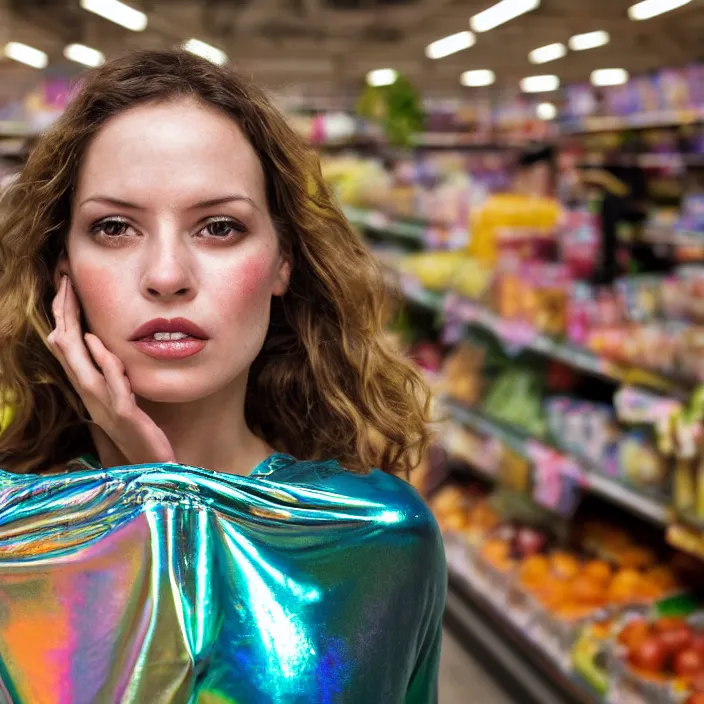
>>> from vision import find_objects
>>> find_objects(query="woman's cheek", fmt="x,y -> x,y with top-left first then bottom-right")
216,249 -> 279,311
70,264 -> 126,335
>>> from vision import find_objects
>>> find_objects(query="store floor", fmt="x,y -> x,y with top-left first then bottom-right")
440,629 -> 515,704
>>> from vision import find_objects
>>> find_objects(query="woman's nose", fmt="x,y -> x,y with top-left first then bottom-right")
140,235 -> 197,301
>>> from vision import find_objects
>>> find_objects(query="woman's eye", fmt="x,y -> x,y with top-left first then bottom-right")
201,218 -> 247,239
90,219 -> 132,238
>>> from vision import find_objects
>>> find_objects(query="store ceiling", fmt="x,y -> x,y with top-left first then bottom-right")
1,0 -> 703,105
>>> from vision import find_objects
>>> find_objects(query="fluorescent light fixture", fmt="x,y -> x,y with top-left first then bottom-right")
568,30 -> 610,51
460,69 -> 496,87
470,0 -> 540,33
536,102 -> 557,120
80,0 -> 147,32
3,42 -> 48,69
529,42 -> 566,64
63,43 -> 105,68
367,68 -> 398,87
182,38 -> 228,66
520,74 -> 559,93
425,31 -> 476,59
628,0 -> 691,20
591,68 -> 629,86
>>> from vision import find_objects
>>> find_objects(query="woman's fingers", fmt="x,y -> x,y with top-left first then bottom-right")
84,334 -> 134,416
49,277 -> 107,403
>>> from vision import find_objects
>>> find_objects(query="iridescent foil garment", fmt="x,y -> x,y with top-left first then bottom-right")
0,453 -> 446,703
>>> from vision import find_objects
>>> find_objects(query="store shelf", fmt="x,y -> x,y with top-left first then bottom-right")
562,109 -> 704,134
0,121 -> 30,138
411,132 -> 523,150
445,549 -> 601,704
443,399 -> 670,526
397,277 -> 693,399
343,206 -> 425,245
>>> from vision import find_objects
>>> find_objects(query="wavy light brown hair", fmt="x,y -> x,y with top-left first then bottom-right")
0,49 -> 431,476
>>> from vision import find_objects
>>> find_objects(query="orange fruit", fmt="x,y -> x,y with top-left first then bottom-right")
550,551 -> 581,580
519,555 -> 550,586
537,576 -> 572,611
572,575 -> 608,606
583,560 -> 612,585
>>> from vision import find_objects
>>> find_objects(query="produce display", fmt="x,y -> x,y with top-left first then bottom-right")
428,467 -> 704,703
437,336 -> 673,508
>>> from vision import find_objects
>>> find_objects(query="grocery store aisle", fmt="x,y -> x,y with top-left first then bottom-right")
440,629 -> 515,704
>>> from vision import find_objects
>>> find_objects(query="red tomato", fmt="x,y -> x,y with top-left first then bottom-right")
630,637 -> 668,672
685,693 -> 704,704
691,633 -> 704,656
674,649 -> 704,678
658,625 -> 693,655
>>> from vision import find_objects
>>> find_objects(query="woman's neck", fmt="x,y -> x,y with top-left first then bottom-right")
91,380 -> 274,476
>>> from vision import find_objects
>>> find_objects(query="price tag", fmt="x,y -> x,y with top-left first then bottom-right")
442,318 -> 462,344
528,443 -> 585,516
528,442 -> 562,509
424,227 -> 447,249
366,211 -> 389,230
443,292 -> 460,316
449,226 -> 470,250
495,319 -> 538,353
400,274 -> 425,300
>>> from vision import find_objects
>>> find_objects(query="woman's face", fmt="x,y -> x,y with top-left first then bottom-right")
64,98 -> 290,403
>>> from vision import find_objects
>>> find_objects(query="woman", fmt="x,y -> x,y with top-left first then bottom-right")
0,50 -> 445,703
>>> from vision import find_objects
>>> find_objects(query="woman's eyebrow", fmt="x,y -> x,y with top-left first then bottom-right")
189,195 -> 259,212
79,195 -> 143,209
78,194 -> 259,211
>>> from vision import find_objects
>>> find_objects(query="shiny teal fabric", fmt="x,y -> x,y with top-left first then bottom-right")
0,454 -> 446,703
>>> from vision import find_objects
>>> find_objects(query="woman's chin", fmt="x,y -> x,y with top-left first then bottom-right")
130,375 -> 221,404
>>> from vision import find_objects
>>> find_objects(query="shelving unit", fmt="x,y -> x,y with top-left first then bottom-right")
343,206 -> 426,246
561,108 -> 704,134
398,275 -> 692,399
443,399 -> 669,526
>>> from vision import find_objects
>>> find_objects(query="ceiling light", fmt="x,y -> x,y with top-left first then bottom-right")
628,0 -> 691,20
63,43 -> 105,68
460,69 -> 496,87
3,42 -> 48,69
520,74 -> 559,93
182,39 -> 227,66
367,68 -> 398,87
80,0 -> 147,32
425,31 -> 476,60
470,0 -> 541,33
529,43 -> 566,64
591,68 -> 629,86
536,102 -> 557,120
568,30 -> 610,51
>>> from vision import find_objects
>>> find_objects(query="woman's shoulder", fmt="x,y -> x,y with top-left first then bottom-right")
267,457 -> 444,542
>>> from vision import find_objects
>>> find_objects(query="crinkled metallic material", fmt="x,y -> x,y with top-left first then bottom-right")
0,454 -> 446,703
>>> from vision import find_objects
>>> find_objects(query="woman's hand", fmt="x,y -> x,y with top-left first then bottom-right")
47,275 -> 177,467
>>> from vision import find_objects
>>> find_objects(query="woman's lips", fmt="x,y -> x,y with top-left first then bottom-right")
130,337 -> 207,360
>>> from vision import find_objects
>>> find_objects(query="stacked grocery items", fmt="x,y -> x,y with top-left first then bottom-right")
427,467 -> 704,703
437,336 -> 671,500
398,239 -> 704,383
321,152 -> 512,233
610,612 -> 704,703
562,64 -> 704,132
